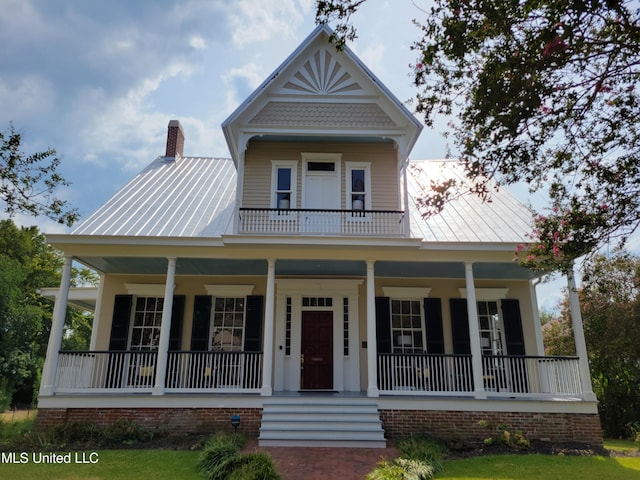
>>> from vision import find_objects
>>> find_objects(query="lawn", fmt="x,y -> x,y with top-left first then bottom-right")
437,440 -> 640,480
0,450 -> 201,480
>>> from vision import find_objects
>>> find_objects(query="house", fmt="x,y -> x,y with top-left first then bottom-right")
37,25 -> 602,447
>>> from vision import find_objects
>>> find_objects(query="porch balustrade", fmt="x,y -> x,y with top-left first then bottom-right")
54,351 -> 263,393
238,208 -> 405,236
378,353 -> 582,397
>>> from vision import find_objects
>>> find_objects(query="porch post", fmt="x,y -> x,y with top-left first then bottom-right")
89,272 -> 105,350
366,260 -> 379,397
261,258 -> 276,396
464,262 -> 486,398
530,279 -> 545,356
567,268 -> 597,401
39,255 -> 73,396
153,257 -> 176,395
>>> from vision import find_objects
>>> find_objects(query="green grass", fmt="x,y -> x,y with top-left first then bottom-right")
439,454 -> 640,480
605,438 -> 640,453
0,450 -> 201,480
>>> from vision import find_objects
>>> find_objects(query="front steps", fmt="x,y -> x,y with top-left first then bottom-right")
258,397 -> 386,448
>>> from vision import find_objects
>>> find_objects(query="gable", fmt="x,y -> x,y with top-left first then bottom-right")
222,25 -> 422,163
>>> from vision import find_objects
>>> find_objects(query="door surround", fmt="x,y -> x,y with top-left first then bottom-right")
274,278 -> 363,392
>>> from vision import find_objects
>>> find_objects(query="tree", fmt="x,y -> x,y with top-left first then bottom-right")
1,123 -> 79,226
316,1 -> 640,272
542,251 -> 640,437
0,220 -> 93,408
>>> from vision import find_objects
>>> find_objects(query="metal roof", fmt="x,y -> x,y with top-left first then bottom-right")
71,156 -> 236,237
70,156 -> 532,244
408,160 -> 533,243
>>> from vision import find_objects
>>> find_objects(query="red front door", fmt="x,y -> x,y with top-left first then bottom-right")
301,311 -> 333,390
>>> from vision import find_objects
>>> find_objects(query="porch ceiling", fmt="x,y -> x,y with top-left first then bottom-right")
75,256 -> 535,280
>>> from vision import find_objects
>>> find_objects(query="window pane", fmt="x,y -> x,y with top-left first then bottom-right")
308,162 -> 335,172
277,168 -> 291,190
351,170 -> 365,192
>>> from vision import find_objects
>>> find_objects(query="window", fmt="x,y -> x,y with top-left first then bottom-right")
477,300 -> 504,356
271,161 -> 297,210
346,162 -> 371,211
390,299 -> 424,353
129,297 -> 163,351
210,297 -> 245,351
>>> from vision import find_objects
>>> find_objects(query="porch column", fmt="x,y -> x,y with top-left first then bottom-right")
464,262 -> 486,398
567,268 -> 597,401
530,279 -> 545,356
261,258 -> 276,396
366,260 -> 379,397
153,257 -> 176,395
39,256 -> 73,396
89,272 -> 105,350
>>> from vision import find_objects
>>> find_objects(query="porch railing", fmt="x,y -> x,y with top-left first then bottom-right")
378,353 -> 473,393
55,351 -> 262,393
239,208 -> 405,236
166,351 -> 262,391
378,353 -> 582,396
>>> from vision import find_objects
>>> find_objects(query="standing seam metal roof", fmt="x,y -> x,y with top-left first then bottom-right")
71,156 -> 532,243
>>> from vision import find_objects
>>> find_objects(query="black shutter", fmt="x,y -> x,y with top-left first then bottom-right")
191,295 -> 212,351
169,295 -> 185,351
375,297 -> 392,354
424,298 -> 445,354
502,299 -> 525,355
109,295 -> 133,351
244,295 -> 264,352
450,298 -> 471,354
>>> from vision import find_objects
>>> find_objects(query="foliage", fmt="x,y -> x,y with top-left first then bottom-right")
368,436 -> 444,480
0,219 -> 94,406
228,452 -> 281,480
199,433 -> 279,480
0,123 -> 79,226
477,420 -> 531,450
316,1 -> 640,272
542,251 -> 640,437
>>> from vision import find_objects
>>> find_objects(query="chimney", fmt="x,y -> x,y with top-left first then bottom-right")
165,120 -> 185,158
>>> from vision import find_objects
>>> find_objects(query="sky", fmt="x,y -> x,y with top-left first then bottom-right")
0,0 -> 567,310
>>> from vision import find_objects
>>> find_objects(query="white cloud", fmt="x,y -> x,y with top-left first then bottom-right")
189,35 -> 206,49
0,75 -> 55,125
227,0 -> 314,46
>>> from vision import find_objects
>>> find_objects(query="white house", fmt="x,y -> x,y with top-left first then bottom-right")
37,25 -> 602,448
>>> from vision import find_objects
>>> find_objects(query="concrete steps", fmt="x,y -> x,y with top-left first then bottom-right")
258,397 -> 386,448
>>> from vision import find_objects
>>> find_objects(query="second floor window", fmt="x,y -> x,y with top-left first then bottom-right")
346,162 -> 371,211
271,160 -> 298,210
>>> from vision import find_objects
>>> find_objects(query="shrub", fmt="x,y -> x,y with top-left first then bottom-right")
367,436 -> 444,480
395,436 -> 444,472
199,433 -> 247,480
228,452 -> 280,480
479,420 -> 530,450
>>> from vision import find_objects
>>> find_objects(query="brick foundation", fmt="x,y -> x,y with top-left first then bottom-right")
36,407 -> 262,436
380,409 -> 603,446
37,407 -> 603,447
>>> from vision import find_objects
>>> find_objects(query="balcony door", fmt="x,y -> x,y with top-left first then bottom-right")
302,157 -> 340,233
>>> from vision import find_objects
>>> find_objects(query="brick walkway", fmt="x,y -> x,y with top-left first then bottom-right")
245,440 -> 400,480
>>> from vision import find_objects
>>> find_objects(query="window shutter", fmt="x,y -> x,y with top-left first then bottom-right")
169,295 -> 185,351
109,295 -> 132,351
191,295 -> 211,351
375,297 -> 392,354
424,298 -> 445,354
450,298 -> 471,354
501,299 -> 525,355
244,295 -> 264,352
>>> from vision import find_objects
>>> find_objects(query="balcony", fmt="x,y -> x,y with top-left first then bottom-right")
238,208 -> 405,236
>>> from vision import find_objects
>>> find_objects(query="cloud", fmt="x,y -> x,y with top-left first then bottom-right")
226,0 -> 314,46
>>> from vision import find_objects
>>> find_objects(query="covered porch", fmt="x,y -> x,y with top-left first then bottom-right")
39,249 -> 595,404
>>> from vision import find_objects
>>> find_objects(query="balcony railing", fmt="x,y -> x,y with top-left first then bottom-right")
239,208 -> 405,236
378,353 -> 582,397
55,351 -> 263,393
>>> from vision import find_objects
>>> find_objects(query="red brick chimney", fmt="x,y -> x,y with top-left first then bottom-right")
165,120 -> 185,158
